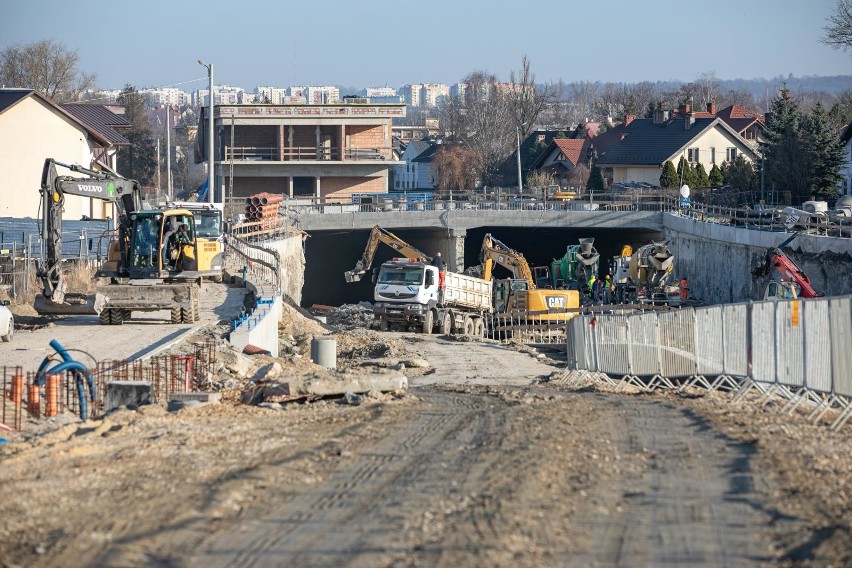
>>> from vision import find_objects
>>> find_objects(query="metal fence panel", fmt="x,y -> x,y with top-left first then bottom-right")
594,315 -> 629,376
829,297 -> 852,397
628,312 -> 660,376
775,300 -> 806,388
658,309 -> 697,377
750,302 -> 776,383
565,316 -> 588,370
803,298 -> 832,392
694,306 -> 724,376
721,303 -> 749,377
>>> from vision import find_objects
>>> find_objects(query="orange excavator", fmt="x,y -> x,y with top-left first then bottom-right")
754,233 -> 823,299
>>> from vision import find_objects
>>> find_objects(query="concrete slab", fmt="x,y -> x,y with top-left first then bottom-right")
291,373 -> 408,396
169,392 -> 222,404
105,381 -> 152,412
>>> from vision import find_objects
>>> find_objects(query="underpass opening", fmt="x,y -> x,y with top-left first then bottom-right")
302,226 -> 665,308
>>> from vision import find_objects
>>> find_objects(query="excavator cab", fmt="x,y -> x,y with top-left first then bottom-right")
124,210 -> 198,279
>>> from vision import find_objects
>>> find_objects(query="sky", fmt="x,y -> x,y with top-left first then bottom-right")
1,0 -> 849,93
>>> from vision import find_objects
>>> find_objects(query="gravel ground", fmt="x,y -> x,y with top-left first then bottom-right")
0,318 -> 849,567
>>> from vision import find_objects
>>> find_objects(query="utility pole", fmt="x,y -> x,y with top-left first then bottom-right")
198,60 -> 215,205
166,107 -> 172,200
156,138 -> 161,192
516,126 -> 523,194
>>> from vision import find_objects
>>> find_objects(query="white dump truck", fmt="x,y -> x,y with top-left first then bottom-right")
372,259 -> 493,336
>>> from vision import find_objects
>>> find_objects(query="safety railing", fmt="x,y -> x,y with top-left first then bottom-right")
224,233 -> 281,293
564,295 -> 852,431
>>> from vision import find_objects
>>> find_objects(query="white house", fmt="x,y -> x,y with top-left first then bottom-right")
0,89 -> 128,219
393,140 -> 439,191
594,113 -> 758,186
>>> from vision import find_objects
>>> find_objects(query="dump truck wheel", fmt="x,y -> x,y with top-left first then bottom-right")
378,318 -> 389,331
463,316 -> 475,336
438,314 -> 449,334
421,310 -> 434,334
99,310 -> 111,325
170,307 -> 182,324
193,297 -> 201,321
122,309 -> 132,321
180,307 -> 194,323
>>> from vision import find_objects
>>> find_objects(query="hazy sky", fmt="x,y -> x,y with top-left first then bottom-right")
1,0 -> 849,92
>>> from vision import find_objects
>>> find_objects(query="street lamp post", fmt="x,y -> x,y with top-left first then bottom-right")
516,126 -> 523,195
198,60 -> 214,205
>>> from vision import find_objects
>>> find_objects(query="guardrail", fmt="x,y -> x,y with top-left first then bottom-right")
224,233 -> 281,293
564,295 -> 852,431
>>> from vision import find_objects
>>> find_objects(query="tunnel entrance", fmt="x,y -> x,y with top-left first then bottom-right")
302,226 -> 665,308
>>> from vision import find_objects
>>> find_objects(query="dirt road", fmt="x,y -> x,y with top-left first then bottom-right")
0,334 -> 848,567
0,283 -> 246,372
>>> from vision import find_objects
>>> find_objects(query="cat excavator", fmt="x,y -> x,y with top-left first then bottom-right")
344,225 -> 431,283
480,233 -> 579,318
35,158 -> 206,324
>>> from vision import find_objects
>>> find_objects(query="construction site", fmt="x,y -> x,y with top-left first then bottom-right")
1,182 -> 852,566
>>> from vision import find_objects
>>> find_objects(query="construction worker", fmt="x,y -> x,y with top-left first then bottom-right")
431,252 -> 446,289
603,274 -> 612,303
680,277 -> 689,301
588,274 -> 596,300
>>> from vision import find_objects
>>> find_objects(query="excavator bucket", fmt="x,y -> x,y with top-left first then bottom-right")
34,292 -> 107,316
344,269 -> 364,283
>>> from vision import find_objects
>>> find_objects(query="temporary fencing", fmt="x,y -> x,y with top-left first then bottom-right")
565,295 -> 852,430
0,341 -> 217,424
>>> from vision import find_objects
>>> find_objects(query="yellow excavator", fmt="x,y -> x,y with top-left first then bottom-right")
35,158 -> 210,324
344,225 -> 431,282
480,233 -> 579,318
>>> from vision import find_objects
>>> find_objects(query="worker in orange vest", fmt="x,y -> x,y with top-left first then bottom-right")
680,277 -> 688,300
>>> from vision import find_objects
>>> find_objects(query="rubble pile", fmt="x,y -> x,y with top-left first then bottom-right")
310,302 -> 376,331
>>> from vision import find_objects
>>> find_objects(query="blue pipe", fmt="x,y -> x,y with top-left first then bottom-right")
35,340 -> 97,420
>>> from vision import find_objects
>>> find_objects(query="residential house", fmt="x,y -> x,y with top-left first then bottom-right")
528,138 -> 592,188
393,139 -> 439,191
200,100 -> 406,203
671,102 -> 765,149
0,89 -> 129,219
593,113 -> 759,187
841,120 -> 852,197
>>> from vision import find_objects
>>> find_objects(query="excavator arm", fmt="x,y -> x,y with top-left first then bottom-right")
480,233 -> 536,287
345,225 -> 431,282
36,158 -> 142,315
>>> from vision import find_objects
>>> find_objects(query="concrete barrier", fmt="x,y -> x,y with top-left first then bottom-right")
229,277 -> 281,357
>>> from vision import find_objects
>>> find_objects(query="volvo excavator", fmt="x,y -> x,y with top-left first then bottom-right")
35,158 -> 211,324
480,234 -> 579,318
344,225 -> 431,283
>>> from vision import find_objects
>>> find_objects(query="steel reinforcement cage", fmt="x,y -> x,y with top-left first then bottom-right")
565,295 -> 852,430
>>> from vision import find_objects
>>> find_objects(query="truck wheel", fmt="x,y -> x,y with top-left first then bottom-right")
439,312 -> 452,335
421,310 -> 434,334
378,318 -> 389,332
123,309 -> 132,321
463,316 -> 475,336
99,309 -> 111,325
170,307 -> 182,324
181,307 -> 194,323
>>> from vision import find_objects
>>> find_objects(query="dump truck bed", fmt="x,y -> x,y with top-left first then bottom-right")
441,271 -> 493,313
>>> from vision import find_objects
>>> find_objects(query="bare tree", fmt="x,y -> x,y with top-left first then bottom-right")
596,82 -> 654,118
568,81 -> 601,124
508,55 -> 554,138
822,0 -> 852,51
0,39 -> 95,101
454,70 -> 515,185
432,145 -> 479,193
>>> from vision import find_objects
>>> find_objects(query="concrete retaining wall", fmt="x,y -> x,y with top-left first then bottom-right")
227,232 -> 306,357
664,214 -> 852,304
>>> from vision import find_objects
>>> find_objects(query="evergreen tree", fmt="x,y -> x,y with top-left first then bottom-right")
709,163 -> 724,186
586,165 -> 606,192
659,160 -> 678,188
802,102 -> 845,202
676,156 -> 697,188
117,85 -> 157,185
694,163 -> 710,186
722,156 -> 758,205
763,87 -> 808,205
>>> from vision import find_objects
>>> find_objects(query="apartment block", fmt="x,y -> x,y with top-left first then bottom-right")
199,100 -> 406,203
256,86 -> 289,104
400,83 -> 449,107
141,87 -> 190,106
